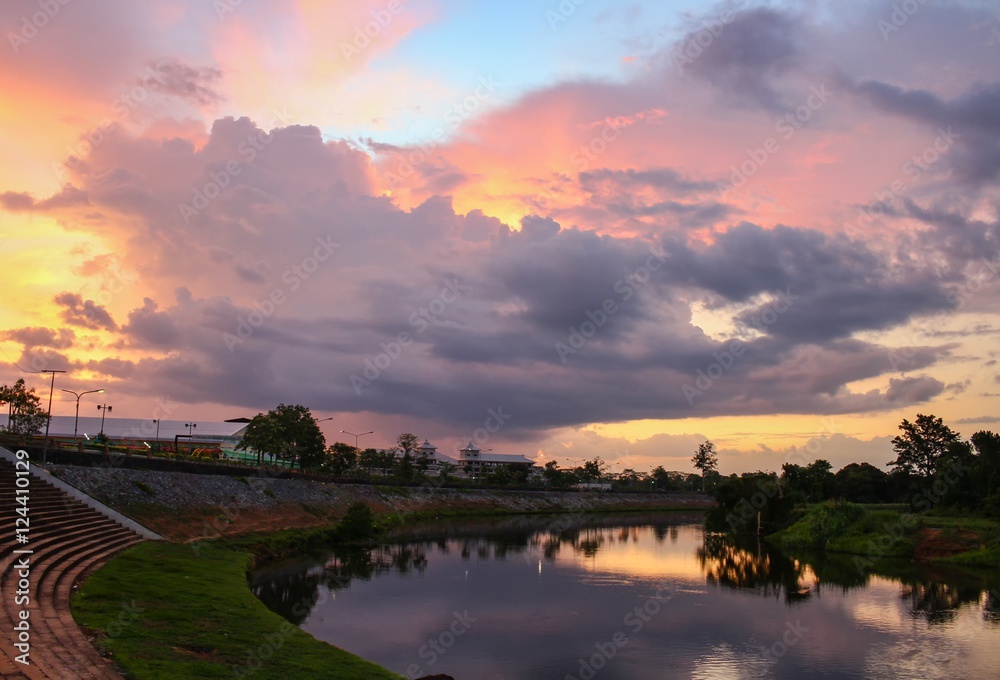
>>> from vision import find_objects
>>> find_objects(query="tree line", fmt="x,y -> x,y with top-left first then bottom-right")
706,414 -> 1000,533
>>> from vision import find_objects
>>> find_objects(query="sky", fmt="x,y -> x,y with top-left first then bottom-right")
2,0 -> 999,474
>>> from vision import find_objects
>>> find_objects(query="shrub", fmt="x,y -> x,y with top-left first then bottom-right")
810,500 -> 866,546
337,503 -> 376,540
132,480 -> 156,496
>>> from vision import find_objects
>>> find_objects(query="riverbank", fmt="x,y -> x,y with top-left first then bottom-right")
73,540 -> 408,680
49,463 -> 711,541
769,501 -> 1000,568
73,505 -> 705,679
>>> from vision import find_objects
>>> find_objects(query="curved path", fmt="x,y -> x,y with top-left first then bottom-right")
0,455 -> 147,679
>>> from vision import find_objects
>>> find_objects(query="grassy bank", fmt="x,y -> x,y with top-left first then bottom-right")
74,503 -> 705,678
73,541 -> 405,679
769,500 -> 1000,567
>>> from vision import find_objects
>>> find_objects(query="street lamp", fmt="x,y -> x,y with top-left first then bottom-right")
153,419 -> 160,452
41,369 -> 66,464
97,403 -> 113,437
60,388 -> 103,443
341,429 -> 373,450
185,422 -> 197,436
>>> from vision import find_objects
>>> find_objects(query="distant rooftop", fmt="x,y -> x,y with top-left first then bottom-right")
0,416 -> 246,440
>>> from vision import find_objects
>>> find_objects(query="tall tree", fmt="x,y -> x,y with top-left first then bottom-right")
888,414 -> 960,480
397,433 -> 419,455
692,440 -> 719,491
326,442 -> 358,476
834,462 -> 891,503
236,404 -> 327,469
580,457 -> 607,482
971,431 -> 1000,500
651,465 -> 671,491
0,379 -> 48,435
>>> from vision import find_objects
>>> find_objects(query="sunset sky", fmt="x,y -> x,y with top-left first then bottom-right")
2,0 -> 999,473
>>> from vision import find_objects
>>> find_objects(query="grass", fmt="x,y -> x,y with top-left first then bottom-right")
71,501 -> 709,679
770,502 -> 1000,567
72,541 -> 404,680
132,480 -> 157,497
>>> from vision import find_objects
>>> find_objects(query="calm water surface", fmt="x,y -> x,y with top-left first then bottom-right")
251,514 -> 1000,679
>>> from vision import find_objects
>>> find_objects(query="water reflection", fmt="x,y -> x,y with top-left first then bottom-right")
697,533 -> 815,602
251,516 -> 1000,679
696,533 -> 1000,625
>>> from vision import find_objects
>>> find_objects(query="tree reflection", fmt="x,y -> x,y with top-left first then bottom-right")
900,580 -> 980,624
250,543 -> 428,622
985,588 -> 1000,625
697,534 -> 813,603
743,538 -> 1000,624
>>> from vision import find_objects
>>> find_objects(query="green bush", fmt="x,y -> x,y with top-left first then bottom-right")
811,500 -> 865,545
337,502 -> 376,540
131,480 -> 156,496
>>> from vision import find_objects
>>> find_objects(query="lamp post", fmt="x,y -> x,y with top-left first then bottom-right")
60,388 -> 103,443
153,419 -> 160,452
340,429 -> 373,451
97,403 -> 113,437
185,422 -> 197,436
41,369 -> 66,464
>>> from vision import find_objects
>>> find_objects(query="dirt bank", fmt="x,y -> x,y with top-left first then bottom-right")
50,464 -> 711,541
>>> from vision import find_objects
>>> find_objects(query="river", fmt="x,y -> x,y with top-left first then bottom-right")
250,513 -> 1000,679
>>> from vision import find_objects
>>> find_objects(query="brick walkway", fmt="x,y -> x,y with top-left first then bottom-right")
1,457 -> 144,679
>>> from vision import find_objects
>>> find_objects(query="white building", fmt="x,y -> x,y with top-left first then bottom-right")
410,439 -> 460,473
457,441 -> 536,477
395,439 -> 537,478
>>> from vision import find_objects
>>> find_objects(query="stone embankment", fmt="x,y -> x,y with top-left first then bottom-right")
49,464 -> 710,541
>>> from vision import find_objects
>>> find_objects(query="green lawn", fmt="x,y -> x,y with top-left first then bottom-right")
769,501 -> 1000,567
72,541 -> 404,680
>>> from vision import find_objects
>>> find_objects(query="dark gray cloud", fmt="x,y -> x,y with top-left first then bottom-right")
53,293 -> 117,331
955,415 -> 1000,425
148,59 -> 224,106
885,375 -> 945,404
579,168 -> 717,195
1,327 -> 76,349
679,8 -> 804,111
10,92 -> 972,435
848,78 -> 1000,190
